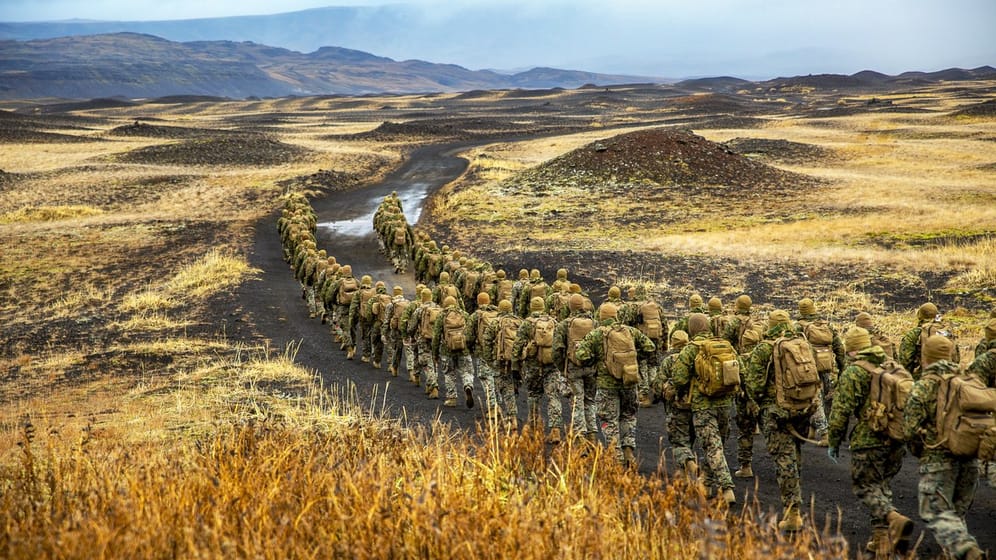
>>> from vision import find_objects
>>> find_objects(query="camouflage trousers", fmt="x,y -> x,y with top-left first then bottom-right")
917,457 -> 980,558
638,361 -> 658,402
735,392 -> 758,467
391,245 -> 409,273
382,327 -> 403,373
472,355 -> 501,416
668,405 -> 696,468
809,388 -> 828,438
368,321 -> 385,366
403,338 -> 415,374
335,304 -> 353,349
566,365 -> 597,437
693,407 -> 734,491
305,286 -> 319,317
493,360 -> 519,420
597,383 -> 638,460
760,408 -> 811,511
356,320 -> 374,360
439,353 -> 474,400
522,363 -> 563,430
850,442 -> 906,529
414,339 -> 437,391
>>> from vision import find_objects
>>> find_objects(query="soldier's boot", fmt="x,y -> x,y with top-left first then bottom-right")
464,385 -> 475,409
622,446 -> 636,468
863,528 -> 888,560
638,394 -> 653,408
409,371 -> 417,384
963,545 -> 985,560
684,459 -> 699,478
361,355 -> 370,363
346,347 -> 356,360
722,488 -> 737,505
734,463 -> 754,478
547,427 -> 562,445
389,365 -> 398,377
428,387 -> 439,400
372,360 -> 381,369
777,506 -> 804,533
443,398 -> 457,407
886,510 -> 914,555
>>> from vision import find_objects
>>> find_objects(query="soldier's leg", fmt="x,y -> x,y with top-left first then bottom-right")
494,362 -> 518,420
541,367 -> 564,432
809,389 -> 829,444
695,408 -> 735,492
851,445 -> 901,532
523,364 -> 544,427
582,371 -> 598,436
418,341 -> 437,394
761,411 -> 804,512
596,387 -> 623,462
477,360 -> 500,416
404,338 -> 416,379
456,354 -> 475,408
306,286 -> 318,317
568,374 -> 586,436
669,408 -> 696,469
735,393 -> 757,471
917,459 -> 981,558
441,354 -> 459,401
618,385 -> 638,452
359,322 -> 372,362
370,326 -> 384,368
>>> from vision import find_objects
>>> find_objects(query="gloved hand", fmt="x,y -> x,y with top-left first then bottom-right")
746,399 -> 760,417
662,382 -> 676,402
827,446 -> 840,464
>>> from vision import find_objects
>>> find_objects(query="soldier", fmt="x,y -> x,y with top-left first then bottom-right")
432,296 -> 475,408
484,299 -> 522,425
407,288 -> 440,399
512,297 -> 563,443
603,285 -> 624,308
620,285 -> 667,408
903,336 -> 987,560
550,268 -> 570,293
722,294 -> 762,478
510,269 -> 531,317
349,275 -> 377,363
574,303 -> 656,467
854,311 -> 897,360
659,330 -> 696,475
827,327 -> 914,558
673,293 -> 706,335
898,302 -> 961,379
433,271 -> 464,310
382,286 -> 409,377
365,281 -> 393,370
707,297 -> 730,338
490,269 -> 514,308
795,297 -> 845,448
974,318 -> 996,358
517,269 -> 550,318
331,265 -> 359,359
671,313 -> 737,504
467,292 -> 501,418
400,284 -> 426,384
553,293 -> 598,441
744,309 -> 816,533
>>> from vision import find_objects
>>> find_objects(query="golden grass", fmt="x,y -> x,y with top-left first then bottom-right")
0,205 -> 104,223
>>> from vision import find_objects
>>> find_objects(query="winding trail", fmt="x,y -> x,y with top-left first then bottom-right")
246,140 -> 995,557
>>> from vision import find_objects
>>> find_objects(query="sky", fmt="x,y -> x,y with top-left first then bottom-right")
2,0 -> 995,79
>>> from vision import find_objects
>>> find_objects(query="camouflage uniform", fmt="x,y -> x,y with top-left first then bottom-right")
744,320 -> 816,520
827,345 -> 908,549
516,272 -> 550,318
400,295 -> 422,383
364,283 -> 392,369
512,306 -> 563,436
902,358 -> 989,559
483,304 -> 522,422
348,278 -> 376,362
672,330 -> 736,495
382,292 -> 410,377
467,300 -> 501,416
659,337 -> 696,469
407,295 -> 440,396
898,305 -> 961,380
331,270 -> 358,356
574,311 -> 656,463
722,309 -> 761,474
796,310 -> 846,445
432,301 -> 475,407
968,349 -> 996,488
553,307 -> 598,438
620,291 -> 667,407
973,319 -> 996,358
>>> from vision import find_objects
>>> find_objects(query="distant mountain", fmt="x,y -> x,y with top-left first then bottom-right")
0,33 -> 654,100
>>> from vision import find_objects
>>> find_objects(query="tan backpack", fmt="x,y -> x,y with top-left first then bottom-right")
529,316 -> 556,365
393,226 -> 406,246
358,287 -> 376,320
419,304 -> 441,340
694,337 -> 741,397
918,320 -> 959,371
737,317 -> 765,356
389,299 -> 410,330
855,359 -> 913,441
710,314 -> 731,339
371,293 -> 393,324
771,335 -> 822,416
495,315 -> 522,361
462,271 -> 481,300
801,320 -> 837,375
495,279 -> 514,304
529,282 -> 549,301
443,310 -> 468,352
871,332 -> 897,360
567,316 -> 596,366
476,308 -> 499,351
929,370 -> 996,458
637,301 -> 664,340
550,292 -> 571,318
337,277 -> 359,305
604,324 -> 639,386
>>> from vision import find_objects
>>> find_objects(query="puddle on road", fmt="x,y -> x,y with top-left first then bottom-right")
318,182 -> 428,238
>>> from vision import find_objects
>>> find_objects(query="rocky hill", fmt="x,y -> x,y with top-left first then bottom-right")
0,33 -> 649,100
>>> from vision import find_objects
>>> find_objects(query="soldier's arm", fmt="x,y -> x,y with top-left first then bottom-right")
832,331 -> 846,372
466,312 -> 479,348
671,345 -> 694,390
902,380 -> 932,450
431,314 -> 443,357
897,328 -> 920,374
744,343 -> 773,403
573,331 -> 598,367
512,322 -> 531,361
826,366 -> 865,449
636,330 -> 656,356
721,318 -> 740,347
552,320 -> 568,369
966,349 -> 996,387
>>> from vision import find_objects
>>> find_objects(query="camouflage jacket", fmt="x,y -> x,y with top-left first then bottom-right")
974,337 -> 996,359
967,348 -> 996,386
512,312 -> 558,367
657,350 -> 690,408
573,318 -> 656,390
902,360 -> 963,463
720,312 -> 757,355
431,306 -> 471,359
744,323 -> 803,418
467,304 -> 499,358
552,311 -> 596,371
897,324 -> 926,377
671,333 -> 736,411
483,311 -> 521,367
827,346 -> 892,451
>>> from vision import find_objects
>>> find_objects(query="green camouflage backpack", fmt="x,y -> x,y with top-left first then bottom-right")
694,337 -> 741,397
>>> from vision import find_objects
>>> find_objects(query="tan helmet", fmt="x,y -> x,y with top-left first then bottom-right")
443,296 -> 457,308
529,297 -> 545,313
768,310 -> 791,328
608,286 -> 621,300
735,294 -> 752,312
628,286 -> 637,300
420,288 -> 433,303
670,329 -> 689,350
569,283 -> 582,294
519,269 -> 529,280
556,268 -> 568,280
530,269 -> 541,281
361,275 -> 373,287
340,264 -> 352,276
569,294 -> 585,312
917,302 -> 939,322
374,280 -> 386,290
708,297 -> 723,314
855,312 -> 874,329
689,293 -> 703,308
687,313 -> 710,337
986,318 -> 996,340
477,292 -> 491,306
922,334 -> 953,365
327,256 -> 337,265
393,286 -> 404,296
844,327 -> 871,353
496,269 -> 507,279
598,303 -> 618,321
798,298 -> 817,316
498,300 -> 513,313
330,263 -> 341,275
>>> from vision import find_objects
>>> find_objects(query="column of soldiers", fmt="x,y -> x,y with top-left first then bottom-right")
282,192 -> 995,559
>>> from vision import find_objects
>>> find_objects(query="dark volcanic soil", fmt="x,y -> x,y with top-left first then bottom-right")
116,134 -> 312,166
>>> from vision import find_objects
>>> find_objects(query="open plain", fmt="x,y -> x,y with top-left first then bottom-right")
1,78 -> 995,558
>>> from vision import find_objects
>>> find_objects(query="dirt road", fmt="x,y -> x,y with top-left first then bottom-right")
246,141 -> 995,558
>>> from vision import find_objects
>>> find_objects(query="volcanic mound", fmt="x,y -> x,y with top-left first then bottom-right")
723,137 -> 835,164
951,99 -> 996,118
115,134 -> 311,166
107,121 -> 243,139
